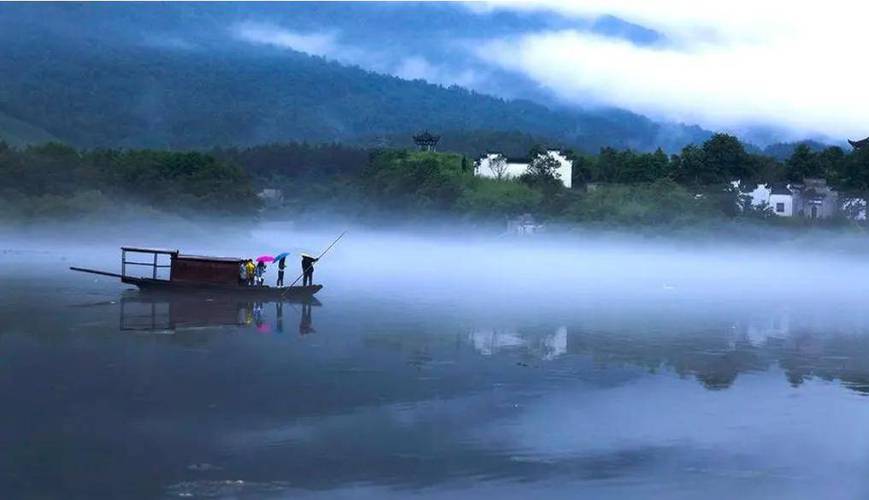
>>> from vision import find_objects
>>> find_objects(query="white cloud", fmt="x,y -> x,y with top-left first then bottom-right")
395,56 -> 482,89
233,22 -> 339,58
473,1 -> 869,139
233,23 -> 485,92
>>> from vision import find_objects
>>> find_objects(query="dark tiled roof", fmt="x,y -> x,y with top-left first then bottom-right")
803,188 -> 825,200
849,137 -> 869,149
770,184 -> 792,195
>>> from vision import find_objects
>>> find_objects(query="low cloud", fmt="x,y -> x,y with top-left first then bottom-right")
233,22 -> 339,58
233,22 -> 485,92
473,1 -> 869,140
394,56 -> 482,89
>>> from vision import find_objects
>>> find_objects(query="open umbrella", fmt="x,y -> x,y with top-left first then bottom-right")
273,252 -> 291,262
256,255 -> 275,263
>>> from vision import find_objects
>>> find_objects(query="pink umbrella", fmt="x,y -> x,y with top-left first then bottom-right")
256,255 -> 275,263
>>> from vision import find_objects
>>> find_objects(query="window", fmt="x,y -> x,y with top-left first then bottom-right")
776,202 -> 785,213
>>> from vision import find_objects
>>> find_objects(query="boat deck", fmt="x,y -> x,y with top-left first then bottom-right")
122,276 -> 322,298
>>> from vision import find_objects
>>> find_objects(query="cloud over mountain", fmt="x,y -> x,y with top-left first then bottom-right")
472,1 -> 869,141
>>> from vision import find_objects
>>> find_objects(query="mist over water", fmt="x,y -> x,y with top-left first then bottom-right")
3,220 -> 869,499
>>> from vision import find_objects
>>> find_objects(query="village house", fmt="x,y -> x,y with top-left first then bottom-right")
742,178 -> 853,219
475,150 -> 573,188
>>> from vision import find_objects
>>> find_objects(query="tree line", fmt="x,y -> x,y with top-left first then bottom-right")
0,142 -> 259,219
3,134 -> 869,227
570,134 -> 869,195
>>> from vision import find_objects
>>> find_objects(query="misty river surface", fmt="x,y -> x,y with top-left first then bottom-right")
3,227 -> 869,499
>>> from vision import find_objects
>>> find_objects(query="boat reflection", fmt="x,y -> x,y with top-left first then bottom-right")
118,292 -> 320,335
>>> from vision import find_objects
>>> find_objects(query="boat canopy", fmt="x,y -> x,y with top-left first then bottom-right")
121,246 -> 179,255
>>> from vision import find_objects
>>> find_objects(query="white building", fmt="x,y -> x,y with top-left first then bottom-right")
742,178 -> 842,219
475,150 -> 573,188
769,185 -> 798,217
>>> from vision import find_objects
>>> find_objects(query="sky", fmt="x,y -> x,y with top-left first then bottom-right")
227,1 -> 868,143
471,1 -> 868,142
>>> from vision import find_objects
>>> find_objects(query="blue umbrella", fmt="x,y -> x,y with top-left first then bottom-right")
273,252 -> 291,262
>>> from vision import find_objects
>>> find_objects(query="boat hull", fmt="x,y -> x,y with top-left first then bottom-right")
122,277 -> 322,299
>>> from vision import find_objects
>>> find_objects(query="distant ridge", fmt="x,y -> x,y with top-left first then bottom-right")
0,29 -> 712,153
0,110 -> 58,146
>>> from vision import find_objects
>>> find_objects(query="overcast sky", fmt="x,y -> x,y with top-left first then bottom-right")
469,1 -> 868,141
228,1 -> 867,142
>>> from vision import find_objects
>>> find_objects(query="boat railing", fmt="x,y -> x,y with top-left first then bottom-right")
121,247 -> 178,280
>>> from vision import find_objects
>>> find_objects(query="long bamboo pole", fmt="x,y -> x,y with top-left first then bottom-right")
283,231 -> 347,293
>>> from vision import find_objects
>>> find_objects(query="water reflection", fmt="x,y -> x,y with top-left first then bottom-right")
4,284 -> 869,498
116,292 -> 320,336
65,292 -> 869,396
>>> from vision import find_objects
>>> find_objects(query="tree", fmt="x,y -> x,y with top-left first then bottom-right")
488,154 -> 508,180
674,144 -> 707,186
818,146 -> 846,186
525,153 -> 561,180
701,133 -> 754,184
674,134 -> 755,188
833,146 -> 869,195
568,152 -> 594,187
786,144 -> 823,181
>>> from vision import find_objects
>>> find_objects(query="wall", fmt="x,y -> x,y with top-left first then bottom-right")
769,194 -> 794,217
475,151 -> 573,189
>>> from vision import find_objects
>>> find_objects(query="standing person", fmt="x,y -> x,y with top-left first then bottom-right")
276,256 -> 286,287
239,261 -> 248,286
301,253 -> 319,286
255,261 -> 266,286
245,259 -> 256,286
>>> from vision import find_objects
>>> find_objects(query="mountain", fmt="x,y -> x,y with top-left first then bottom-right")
0,4 -> 713,153
0,111 -> 57,146
762,141 -> 834,161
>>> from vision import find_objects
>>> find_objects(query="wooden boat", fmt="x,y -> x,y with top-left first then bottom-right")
71,246 -> 322,299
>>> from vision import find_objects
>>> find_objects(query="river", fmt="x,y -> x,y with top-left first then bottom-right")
2,227 -> 869,499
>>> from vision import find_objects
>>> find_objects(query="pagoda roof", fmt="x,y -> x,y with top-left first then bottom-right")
848,137 -> 869,149
412,131 -> 440,144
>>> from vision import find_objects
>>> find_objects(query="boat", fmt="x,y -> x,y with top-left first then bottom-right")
70,246 -> 322,299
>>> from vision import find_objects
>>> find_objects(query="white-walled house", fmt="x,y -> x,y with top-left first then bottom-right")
740,178 -> 844,219
769,185 -> 798,217
475,150 -> 573,188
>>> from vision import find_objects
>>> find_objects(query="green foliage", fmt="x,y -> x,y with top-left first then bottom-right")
833,146 -> 869,195
786,144 -> 825,181
588,146 -> 674,184
0,144 -> 260,219
566,179 -> 718,226
4,131 -> 869,229
457,178 -> 543,217
361,150 -> 468,212
674,134 -> 755,187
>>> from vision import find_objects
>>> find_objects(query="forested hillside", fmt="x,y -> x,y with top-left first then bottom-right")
0,5 -> 712,153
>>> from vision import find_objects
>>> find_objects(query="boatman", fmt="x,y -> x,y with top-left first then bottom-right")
301,253 -> 319,286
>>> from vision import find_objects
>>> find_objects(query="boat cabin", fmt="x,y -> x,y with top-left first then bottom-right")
122,246 -> 243,285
